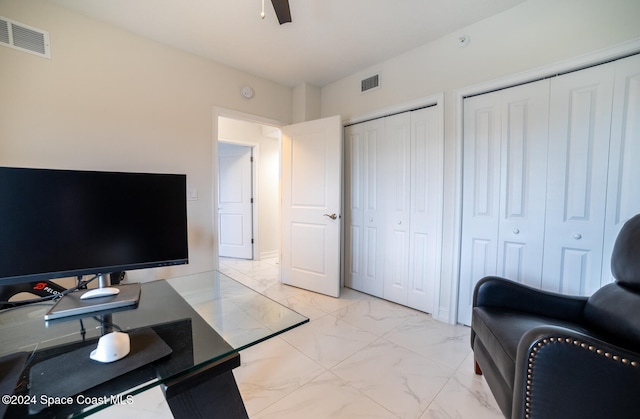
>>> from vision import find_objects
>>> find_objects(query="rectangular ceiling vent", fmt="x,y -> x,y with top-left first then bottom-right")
361,74 -> 379,93
0,16 -> 50,59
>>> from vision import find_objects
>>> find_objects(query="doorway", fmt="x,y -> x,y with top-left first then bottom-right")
217,115 -> 281,261
218,142 -> 254,259
214,111 -> 343,297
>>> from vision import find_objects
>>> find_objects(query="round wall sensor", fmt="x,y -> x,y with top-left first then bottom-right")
241,85 -> 254,99
458,35 -> 470,48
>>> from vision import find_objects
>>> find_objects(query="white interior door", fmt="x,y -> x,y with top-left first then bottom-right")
542,63 -> 615,295
458,92 -> 502,324
281,115 -> 342,297
344,105 -> 443,313
344,118 -> 386,297
496,79 -> 550,289
218,143 -> 253,259
383,112 -> 412,305
407,106 -> 443,313
458,80 -> 551,325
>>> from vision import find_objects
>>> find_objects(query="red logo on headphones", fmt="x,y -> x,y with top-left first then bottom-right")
33,282 -> 47,290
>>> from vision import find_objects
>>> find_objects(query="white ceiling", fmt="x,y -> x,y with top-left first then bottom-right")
51,0 -> 526,87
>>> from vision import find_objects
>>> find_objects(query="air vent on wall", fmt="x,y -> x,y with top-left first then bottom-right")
0,16 -> 50,59
361,74 -> 379,93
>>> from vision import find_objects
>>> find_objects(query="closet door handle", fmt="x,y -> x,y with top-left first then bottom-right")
323,213 -> 338,220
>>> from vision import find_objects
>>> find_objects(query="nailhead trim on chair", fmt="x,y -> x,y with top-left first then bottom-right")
524,337 -> 640,419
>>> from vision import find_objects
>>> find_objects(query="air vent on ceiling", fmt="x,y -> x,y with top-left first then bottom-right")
0,16 -> 50,59
361,74 -> 379,93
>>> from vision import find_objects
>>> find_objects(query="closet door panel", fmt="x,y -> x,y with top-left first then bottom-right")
344,120 -> 386,297
344,124 -> 363,290
497,80 -> 550,288
542,64 -> 615,295
603,54 -> 640,284
458,92 -> 501,324
361,119 -> 386,297
407,107 -> 442,313
383,113 -> 412,305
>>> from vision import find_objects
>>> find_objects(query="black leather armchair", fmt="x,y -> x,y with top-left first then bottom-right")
471,214 -> 640,419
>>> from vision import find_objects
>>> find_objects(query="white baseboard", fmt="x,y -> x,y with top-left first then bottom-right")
259,250 -> 279,260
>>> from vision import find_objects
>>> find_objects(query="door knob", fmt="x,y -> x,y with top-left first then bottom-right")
574,233 -> 582,240
323,213 -> 338,220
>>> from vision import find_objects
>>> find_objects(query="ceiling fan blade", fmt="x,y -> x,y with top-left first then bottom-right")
271,0 -> 292,24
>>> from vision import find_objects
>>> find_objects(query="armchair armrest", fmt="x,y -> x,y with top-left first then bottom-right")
512,326 -> 640,419
473,276 -> 587,323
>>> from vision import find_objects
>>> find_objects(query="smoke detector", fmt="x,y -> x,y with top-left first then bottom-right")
241,85 -> 254,99
458,35 -> 470,48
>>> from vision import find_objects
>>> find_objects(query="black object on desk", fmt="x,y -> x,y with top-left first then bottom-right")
29,327 -> 171,414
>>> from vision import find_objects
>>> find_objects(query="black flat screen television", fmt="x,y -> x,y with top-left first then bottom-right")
0,167 -> 189,288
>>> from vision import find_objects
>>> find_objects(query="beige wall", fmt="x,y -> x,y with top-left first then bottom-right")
320,0 -> 640,322
0,0 -> 293,282
292,83 -> 321,123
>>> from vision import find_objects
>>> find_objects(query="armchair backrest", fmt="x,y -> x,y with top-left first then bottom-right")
611,213 -> 640,290
584,214 -> 640,352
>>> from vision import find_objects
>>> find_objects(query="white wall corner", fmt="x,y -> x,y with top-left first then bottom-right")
292,83 -> 321,123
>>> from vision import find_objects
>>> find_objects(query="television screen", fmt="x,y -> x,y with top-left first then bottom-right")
0,167 -> 189,286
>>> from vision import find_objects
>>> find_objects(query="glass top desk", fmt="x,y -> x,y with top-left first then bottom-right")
0,271 -> 308,418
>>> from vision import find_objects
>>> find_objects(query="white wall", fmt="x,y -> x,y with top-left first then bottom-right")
218,118 -> 281,260
0,0 -> 293,282
321,0 -> 640,322
292,83 -> 321,123
322,0 -> 640,119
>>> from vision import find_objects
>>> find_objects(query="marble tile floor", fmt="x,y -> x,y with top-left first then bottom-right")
95,257 -> 503,419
